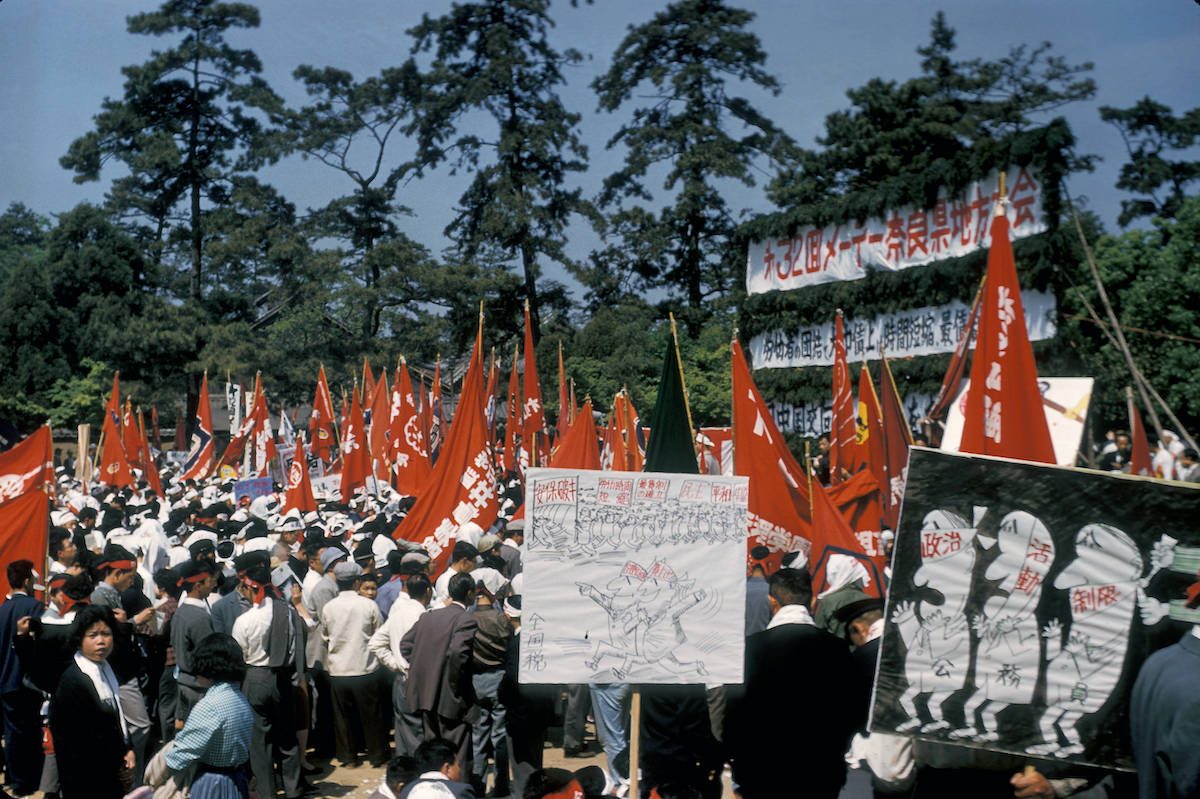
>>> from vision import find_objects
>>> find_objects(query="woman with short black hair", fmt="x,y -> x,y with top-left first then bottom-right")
49,604 -> 134,799
165,632 -> 255,798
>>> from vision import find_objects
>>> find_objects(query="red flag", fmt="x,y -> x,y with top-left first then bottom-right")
851,365 -> 886,547
879,355 -> 913,529
391,358 -> 431,496
549,398 -> 600,470
484,348 -> 499,447
282,435 -> 318,514
809,477 -> 883,600
600,399 -> 628,471
309,365 -> 338,463
362,358 -> 376,407
960,210 -> 1055,463
522,302 -> 547,465
136,407 -> 163,497
830,311 -> 858,483
428,359 -> 445,458
393,317 -> 498,576
368,370 -> 391,480
248,375 -> 277,478
99,373 -> 134,487
0,490 -> 49,582
1128,390 -> 1153,477
927,281 -> 984,425
732,339 -> 812,571
121,397 -> 140,469
615,391 -> 644,471
503,346 -> 521,475
557,340 -> 571,433
339,388 -> 371,502
181,373 -> 215,481
0,426 -> 53,502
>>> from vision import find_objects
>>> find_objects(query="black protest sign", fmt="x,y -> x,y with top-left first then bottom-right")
871,447 -> 1200,770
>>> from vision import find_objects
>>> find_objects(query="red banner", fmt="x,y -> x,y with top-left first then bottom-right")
309,365 -> 338,463
391,358 -> 431,497
0,426 -> 52,502
830,312 -> 858,483
282,436 -> 317,515
99,373 -> 134,487
549,398 -> 600,470
0,490 -> 49,580
339,388 -> 370,503
960,212 -> 1055,464
181,372 -> 215,480
522,303 -> 547,465
392,321 -> 498,576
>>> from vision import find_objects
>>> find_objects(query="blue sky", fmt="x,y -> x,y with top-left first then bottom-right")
2,0 -> 1197,294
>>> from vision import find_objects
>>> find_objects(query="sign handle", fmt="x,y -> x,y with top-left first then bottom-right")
629,687 -> 641,798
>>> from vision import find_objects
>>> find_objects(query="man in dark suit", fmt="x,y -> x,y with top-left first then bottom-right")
726,567 -> 865,799
401,571 -> 479,772
1131,621 -> 1200,798
0,560 -> 46,796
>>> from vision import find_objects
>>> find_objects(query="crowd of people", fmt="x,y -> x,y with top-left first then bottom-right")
0,458 -> 1196,799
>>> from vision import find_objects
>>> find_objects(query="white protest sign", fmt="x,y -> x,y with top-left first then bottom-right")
521,468 -> 748,685
941,377 -> 1093,467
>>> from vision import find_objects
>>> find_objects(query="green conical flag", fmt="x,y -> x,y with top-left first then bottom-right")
643,318 -> 698,474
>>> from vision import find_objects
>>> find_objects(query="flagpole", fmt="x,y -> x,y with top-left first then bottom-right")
880,346 -> 913,446
629,688 -> 641,799
805,439 -> 814,517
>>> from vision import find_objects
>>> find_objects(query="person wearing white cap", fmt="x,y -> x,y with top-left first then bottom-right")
321,561 -> 387,768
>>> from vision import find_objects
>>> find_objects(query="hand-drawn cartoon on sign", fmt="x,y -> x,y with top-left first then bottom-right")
521,468 -> 747,685
873,448 -> 1200,770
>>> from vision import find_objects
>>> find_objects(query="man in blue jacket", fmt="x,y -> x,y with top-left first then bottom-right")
0,560 -> 45,796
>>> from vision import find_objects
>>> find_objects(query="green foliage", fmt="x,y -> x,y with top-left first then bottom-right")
61,0 -> 277,300
589,0 -> 794,314
1099,97 -> 1200,226
1058,196 -> 1200,431
741,14 -> 1096,419
44,359 -> 112,428
406,0 -> 590,338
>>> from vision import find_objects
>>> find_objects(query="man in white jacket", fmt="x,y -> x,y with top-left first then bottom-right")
370,573 -> 433,758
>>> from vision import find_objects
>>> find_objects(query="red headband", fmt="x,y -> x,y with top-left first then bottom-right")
1186,575 -> 1200,610
178,572 -> 209,589
241,576 -> 268,605
61,595 -> 89,614
544,781 -> 584,799
100,559 -> 136,571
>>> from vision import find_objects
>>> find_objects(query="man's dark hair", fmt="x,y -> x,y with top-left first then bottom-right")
78,506 -> 97,522
303,539 -> 325,560
69,605 -> 117,651
768,567 -> 813,609
414,737 -> 458,774
523,768 -> 578,799
448,571 -> 476,603
153,568 -> 182,599
386,550 -> 405,573
1184,447 -> 1199,462
406,573 -> 432,599
192,633 -> 247,684
385,755 -> 418,792
49,528 -> 72,560
451,540 -> 479,563
6,559 -> 34,590
63,572 -> 94,602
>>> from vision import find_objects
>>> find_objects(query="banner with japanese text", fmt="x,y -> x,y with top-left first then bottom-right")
746,167 -> 1046,295
748,290 -> 1055,370
764,392 -> 937,440
520,468 -> 748,684
872,448 -> 1200,770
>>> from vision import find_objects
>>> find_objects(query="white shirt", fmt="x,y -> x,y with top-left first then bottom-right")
301,569 -> 322,606
766,604 -> 816,629
320,590 -> 383,677
179,596 -> 211,614
369,592 -> 427,673
231,599 -> 275,667
433,569 -> 454,605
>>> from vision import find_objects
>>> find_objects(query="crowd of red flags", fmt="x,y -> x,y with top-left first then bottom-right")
1,176 -> 1073,613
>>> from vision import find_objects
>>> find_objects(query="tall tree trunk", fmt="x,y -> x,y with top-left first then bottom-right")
521,239 -> 541,344
189,47 -> 202,301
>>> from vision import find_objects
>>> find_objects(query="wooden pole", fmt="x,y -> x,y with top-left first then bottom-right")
1071,206 -> 1165,439
629,687 -> 641,798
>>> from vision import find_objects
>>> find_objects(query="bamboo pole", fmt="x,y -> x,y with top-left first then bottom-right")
629,688 -> 641,798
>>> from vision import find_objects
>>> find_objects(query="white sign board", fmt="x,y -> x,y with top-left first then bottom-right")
748,290 -> 1056,369
521,468 -> 749,685
746,166 -> 1047,295
940,377 -> 1093,467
